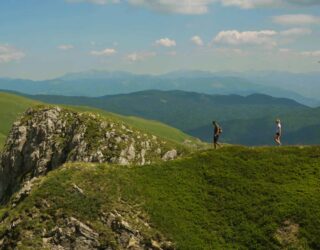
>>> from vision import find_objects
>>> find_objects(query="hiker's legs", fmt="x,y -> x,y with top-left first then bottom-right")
213,136 -> 219,149
274,134 -> 281,145
278,135 -> 282,145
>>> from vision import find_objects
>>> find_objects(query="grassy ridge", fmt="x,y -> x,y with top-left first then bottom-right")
2,146 -> 320,249
0,92 -> 198,148
117,146 -> 320,249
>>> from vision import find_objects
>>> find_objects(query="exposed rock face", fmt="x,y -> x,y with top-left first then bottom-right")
0,106 -> 179,202
0,202 -> 174,250
42,217 -> 101,250
11,177 -> 38,208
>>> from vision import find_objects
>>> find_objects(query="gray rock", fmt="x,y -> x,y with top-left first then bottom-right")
0,107 -> 180,202
72,184 -> 85,196
156,148 -> 162,155
118,157 -> 129,166
162,150 -> 178,161
42,217 -> 101,250
11,178 -> 37,208
140,149 -> 146,165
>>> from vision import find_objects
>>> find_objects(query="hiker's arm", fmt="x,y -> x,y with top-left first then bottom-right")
214,127 -> 219,136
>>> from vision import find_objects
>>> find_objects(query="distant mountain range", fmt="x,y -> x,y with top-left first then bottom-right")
0,70 -> 319,106
11,89 -> 320,146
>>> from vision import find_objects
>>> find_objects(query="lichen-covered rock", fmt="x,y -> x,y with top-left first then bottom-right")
162,150 -> 178,161
42,217 -> 101,250
11,177 -> 38,208
0,206 -> 174,250
0,106 -> 181,202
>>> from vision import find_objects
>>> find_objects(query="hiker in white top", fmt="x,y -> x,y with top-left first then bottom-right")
274,119 -> 282,146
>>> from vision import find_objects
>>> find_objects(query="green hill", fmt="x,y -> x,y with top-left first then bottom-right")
20,90 -> 306,131
0,92 -> 198,148
16,90 -> 320,146
0,92 -> 40,148
1,146 -> 320,249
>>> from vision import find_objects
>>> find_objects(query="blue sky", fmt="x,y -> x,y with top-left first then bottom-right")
0,0 -> 319,80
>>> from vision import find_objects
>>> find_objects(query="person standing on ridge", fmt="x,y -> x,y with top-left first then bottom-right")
213,121 -> 222,149
274,119 -> 282,146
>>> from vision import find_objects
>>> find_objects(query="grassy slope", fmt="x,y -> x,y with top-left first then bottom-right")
0,92 -> 197,148
68,105 -> 197,144
2,146 -> 320,249
0,92 -> 40,148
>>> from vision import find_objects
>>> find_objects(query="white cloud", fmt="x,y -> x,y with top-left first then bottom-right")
128,0 -> 215,14
276,49 -> 320,58
0,44 -> 25,63
191,36 -> 204,46
214,30 -> 277,46
280,28 -> 312,36
58,44 -> 74,50
221,0 -> 320,9
66,0 -> 120,4
66,0 -> 320,14
155,38 -> 176,47
282,0 -> 320,6
300,50 -> 320,57
127,51 -> 156,62
220,0 -> 277,9
214,47 -> 247,56
90,48 -> 117,56
273,14 -> 320,26
279,48 -> 291,53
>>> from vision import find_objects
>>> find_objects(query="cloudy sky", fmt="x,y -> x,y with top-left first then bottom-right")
0,0 -> 320,80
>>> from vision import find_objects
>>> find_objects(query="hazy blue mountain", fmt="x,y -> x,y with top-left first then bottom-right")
226,71 -> 320,106
0,70 -> 318,106
162,70 -> 320,106
12,89 -> 320,146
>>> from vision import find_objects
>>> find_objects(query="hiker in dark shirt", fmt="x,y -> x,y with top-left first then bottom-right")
213,121 -> 222,149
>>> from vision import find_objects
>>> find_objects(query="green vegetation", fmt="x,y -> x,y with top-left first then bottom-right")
68,105 -> 197,144
0,91 -> 198,149
1,90 -> 319,248
0,92 -> 40,147
19,90 -> 320,145
2,146 -> 320,249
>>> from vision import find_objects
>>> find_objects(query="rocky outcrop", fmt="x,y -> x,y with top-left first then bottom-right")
0,202 -> 174,250
0,106 -> 180,202
42,217 -> 101,250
